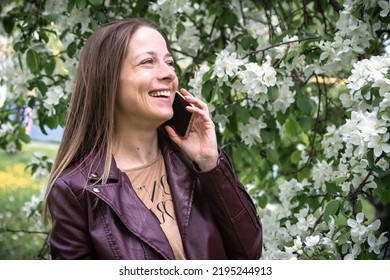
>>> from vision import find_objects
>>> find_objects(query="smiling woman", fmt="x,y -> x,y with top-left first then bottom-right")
43,18 -> 262,260
114,26 -> 178,153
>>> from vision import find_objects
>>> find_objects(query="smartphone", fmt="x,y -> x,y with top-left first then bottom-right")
164,91 -> 195,138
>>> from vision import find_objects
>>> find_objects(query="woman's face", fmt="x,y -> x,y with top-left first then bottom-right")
116,26 -> 178,130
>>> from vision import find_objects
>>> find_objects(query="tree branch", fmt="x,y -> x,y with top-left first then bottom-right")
329,0 -> 343,13
243,36 -> 319,59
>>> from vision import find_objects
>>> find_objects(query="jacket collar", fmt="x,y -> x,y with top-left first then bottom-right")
83,130 -> 195,260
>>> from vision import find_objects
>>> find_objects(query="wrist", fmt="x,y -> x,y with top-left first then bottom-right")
195,152 -> 219,172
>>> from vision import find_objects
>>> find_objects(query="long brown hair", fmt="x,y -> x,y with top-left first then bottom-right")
42,18 -> 170,221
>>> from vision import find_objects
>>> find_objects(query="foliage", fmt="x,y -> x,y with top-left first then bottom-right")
0,143 -> 57,259
1,0 -> 390,259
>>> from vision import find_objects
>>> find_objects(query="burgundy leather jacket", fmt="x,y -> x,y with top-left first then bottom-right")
48,133 -> 262,259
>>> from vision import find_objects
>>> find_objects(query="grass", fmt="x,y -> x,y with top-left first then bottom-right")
0,141 -> 58,260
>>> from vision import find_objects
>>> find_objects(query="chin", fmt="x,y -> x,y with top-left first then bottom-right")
157,113 -> 173,125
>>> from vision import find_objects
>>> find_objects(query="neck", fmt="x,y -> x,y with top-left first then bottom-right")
113,128 -> 160,170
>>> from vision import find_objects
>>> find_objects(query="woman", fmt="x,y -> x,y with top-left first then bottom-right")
44,18 -> 262,260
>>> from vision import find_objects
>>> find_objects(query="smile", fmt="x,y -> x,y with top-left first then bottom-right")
149,90 -> 171,97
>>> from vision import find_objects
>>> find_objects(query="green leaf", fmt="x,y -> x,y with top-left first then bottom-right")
290,150 -> 301,164
285,117 -> 300,138
209,2 -> 223,16
3,16 -> 14,35
323,200 -> 340,223
327,183 -> 338,194
257,195 -> 268,208
226,114 -> 238,134
335,176 -> 347,185
17,126 -> 31,144
266,149 -> 279,163
235,105 -> 250,124
296,90 -> 313,114
241,36 -> 256,50
76,0 -> 88,10
38,31 -> 49,43
335,213 -> 348,226
367,149 -> 375,168
299,117 -> 312,132
176,22 -> 185,38
36,80 -> 48,95
95,11 -> 106,23
13,42 -> 23,52
285,50 -> 297,63
66,42 -> 78,58
380,190 -> 390,204
222,9 -> 238,29
337,230 -> 350,245
44,57 -> 56,76
201,80 -> 214,102
89,0 -> 103,6
261,129 -> 277,144
67,0 -> 76,13
276,109 -> 289,124
268,85 -> 279,102
26,49 -> 40,73
46,116 -> 59,129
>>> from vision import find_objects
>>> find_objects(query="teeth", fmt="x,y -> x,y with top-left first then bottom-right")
149,91 -> 171,97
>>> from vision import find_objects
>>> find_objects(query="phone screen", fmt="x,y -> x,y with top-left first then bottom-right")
164,91 -> 194,138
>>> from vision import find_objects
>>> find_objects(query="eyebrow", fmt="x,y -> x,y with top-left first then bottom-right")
134,51 -> 173,60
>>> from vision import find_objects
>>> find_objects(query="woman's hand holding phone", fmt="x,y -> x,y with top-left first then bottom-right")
165,89 -> 219,171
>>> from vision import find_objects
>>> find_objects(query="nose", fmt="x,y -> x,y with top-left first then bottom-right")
157,62 -> 176,82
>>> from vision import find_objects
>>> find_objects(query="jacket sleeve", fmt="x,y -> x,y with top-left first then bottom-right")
47,177 -> 98,259
195,150 -> 263,259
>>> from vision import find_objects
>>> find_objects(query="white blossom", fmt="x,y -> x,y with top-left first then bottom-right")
312,160 -> 335,191
368,232 -> 388,254
348,212 -> 367,242
188,64 -> 210,98
176,22 -> 200,56
378,1 -> 390,17
238,116 -> 267,146
211,50 -> 247,85
43,85 -> 65,116
0,123 -> 15,137
272,83 -> 295,114
343,243 -> 361,260
340,110 -> 389,158
294,206 -> 316,232
304,235 -> 320,248
367,133 -> 390,157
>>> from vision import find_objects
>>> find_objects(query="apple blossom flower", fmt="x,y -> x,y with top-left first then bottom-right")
347,212 -> 367,241
312,160 -> 335,191
378,1 -> 390,17
304,235 -> 320,248
188,64 -> 210,97
211,50 -> 247,84
343,243 -> 361,260
294,206 -> 316,232
43,85 -> 65,116
0,123 -> 15,137
272,85 -> 295,114
238,116 -> 267,146
367,133 -> 390,157
368,232 -> 388,254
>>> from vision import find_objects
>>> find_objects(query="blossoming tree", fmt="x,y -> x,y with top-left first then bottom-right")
1,0 -> 389,259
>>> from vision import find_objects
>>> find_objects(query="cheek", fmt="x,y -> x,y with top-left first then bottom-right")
173,77 -> 179,90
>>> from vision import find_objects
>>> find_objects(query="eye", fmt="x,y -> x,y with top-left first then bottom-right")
140,58 -> 153,64
166,60 -> 175,67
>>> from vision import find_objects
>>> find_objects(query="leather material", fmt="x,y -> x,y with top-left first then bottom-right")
48,132 -> 262,259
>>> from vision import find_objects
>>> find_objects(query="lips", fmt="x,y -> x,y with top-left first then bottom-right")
148,90 -> 171,97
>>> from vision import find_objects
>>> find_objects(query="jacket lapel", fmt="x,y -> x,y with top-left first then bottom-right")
84,153 -> 175,260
